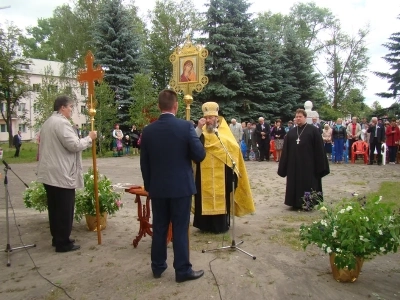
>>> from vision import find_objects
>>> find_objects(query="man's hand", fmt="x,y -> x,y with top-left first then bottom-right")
198,118 -> 206,128
89,131 -> 97,140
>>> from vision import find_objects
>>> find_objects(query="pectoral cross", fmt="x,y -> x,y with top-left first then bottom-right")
296,138 -> 300,144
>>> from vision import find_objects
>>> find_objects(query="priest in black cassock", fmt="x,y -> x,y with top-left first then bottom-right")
278,108 -> 330,209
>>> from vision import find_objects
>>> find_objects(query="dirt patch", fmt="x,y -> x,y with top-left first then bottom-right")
0,158 -> 399,300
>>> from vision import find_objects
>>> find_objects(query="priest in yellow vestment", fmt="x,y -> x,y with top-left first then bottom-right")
193,102 -> 255,233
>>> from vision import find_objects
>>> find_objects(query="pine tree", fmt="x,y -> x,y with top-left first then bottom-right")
92,0 -> 143,126
375,16 -> 400,102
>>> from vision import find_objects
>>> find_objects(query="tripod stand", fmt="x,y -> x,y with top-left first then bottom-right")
201,133 -> 256,260
3,160 -> 36,266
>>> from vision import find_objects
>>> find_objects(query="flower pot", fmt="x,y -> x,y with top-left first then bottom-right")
85,213 -> 108,231
329,253 -> 363,282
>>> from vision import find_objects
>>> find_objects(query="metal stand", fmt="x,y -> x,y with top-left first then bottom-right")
3,161 -> 36,266
201,135 -> 256,260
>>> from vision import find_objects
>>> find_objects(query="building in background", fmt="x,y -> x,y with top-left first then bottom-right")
0,59 -> 88,143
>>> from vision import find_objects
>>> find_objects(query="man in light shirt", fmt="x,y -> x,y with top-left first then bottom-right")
229,118 -> 243,144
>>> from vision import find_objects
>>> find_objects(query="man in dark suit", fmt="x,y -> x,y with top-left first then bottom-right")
140,89 -> 206,283
255,117 -> 270,161
13,131 -> 22,157
367,117 -> 386,165
243,122 -> 258,161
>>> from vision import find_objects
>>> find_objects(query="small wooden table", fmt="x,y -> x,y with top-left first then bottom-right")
125,186 -> 172,248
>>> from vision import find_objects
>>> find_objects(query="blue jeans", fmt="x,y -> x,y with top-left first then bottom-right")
334,139 -> 344,162
125,146 -> 130,155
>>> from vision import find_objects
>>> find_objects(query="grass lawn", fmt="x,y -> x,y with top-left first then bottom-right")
0,142 -> 115,164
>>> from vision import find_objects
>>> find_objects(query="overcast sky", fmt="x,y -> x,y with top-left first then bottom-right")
1,0 -> 399,108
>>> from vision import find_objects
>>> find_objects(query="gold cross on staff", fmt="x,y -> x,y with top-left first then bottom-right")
77,51 -> 104,103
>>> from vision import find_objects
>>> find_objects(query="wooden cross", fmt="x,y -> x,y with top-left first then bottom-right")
77,51 -> 104,103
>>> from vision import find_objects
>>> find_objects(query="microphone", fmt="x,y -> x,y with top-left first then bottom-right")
2,160 -> 11,169
214,128 -> 219,137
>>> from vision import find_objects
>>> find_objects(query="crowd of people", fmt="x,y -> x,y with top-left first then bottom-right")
229,116 -> 400,165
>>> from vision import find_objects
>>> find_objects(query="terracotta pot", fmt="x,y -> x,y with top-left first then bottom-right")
85,213 -> 108,231
329,253 -> 364,282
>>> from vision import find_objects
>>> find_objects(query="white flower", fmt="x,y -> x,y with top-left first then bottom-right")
90,175 -> 94,179
391,238 -> 395,242
322,243 -> 327,249
319,206 -> 327,212
378,230 -> 383,235
380,247 -> 385,252
375,196 -> 382,204
346,206 -> 353,211
326,247 -> 332,254
364,216 -> 369,222
320,220 -> 328,226
339,209 -> 346,214
359,235 -> 363,240
313,221 -> 317,224
336,248 -> 342,253
332,230 -> 337,238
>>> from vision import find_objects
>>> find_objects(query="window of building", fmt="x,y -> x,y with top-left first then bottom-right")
66,86 -> 72,94
18,103 -> 26,112
81,105 -> 86,114
0,124 -> 6,132
32,84 -> 41,92
80,87 -> 86,96
48,85 -> 58,93
19,124 -> 27,133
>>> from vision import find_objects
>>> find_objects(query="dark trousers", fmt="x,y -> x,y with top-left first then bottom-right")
369,138 -> 382,164
151,196 -> 192,277
258,139 -> 270,161
44,184 -> 75,249
246,141 -> 259,160
388,146 -> 397,163
14,145 -> 21,157
348,139 -> 357,158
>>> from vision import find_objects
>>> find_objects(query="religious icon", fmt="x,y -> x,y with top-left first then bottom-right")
179,56 -> 197,83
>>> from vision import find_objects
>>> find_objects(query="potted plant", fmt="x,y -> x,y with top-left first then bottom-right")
75,168 -> 123,230
23,181 -> 48,212
299,193 -> 400,282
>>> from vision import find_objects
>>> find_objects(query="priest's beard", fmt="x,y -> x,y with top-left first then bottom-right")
206,119 -> 217,133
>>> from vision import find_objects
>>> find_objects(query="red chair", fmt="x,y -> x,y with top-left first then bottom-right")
270,140 -> 277,161
351,141 -> 369,164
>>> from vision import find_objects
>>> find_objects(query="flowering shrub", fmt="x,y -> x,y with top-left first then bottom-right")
23,181 -> 48,212
74,168 -> 123,221
299,194 -> 400,270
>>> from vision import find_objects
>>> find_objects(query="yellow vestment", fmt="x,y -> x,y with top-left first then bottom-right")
199,117 -> 255,216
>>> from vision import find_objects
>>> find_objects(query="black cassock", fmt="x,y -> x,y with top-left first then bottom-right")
278,124 -> 330,208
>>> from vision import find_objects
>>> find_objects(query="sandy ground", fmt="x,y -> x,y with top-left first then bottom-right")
0,157 -> 400,300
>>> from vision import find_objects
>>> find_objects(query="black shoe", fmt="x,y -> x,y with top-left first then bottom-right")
153,273 -> 162,279
368,163 -> 373,165
55,244 -> 80,253
176,270 -> 204,283
52,238 -> 75,247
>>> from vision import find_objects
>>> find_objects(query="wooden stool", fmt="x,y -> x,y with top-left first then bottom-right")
125,186 -> 172,248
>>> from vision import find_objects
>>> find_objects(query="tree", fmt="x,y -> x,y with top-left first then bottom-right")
374,15 -> 400,103
92,0 -> 144,126
146,0 -> 203,90
319,23 -> 369,110
93,82 -> 118,155
198,0 -> 283,122
129,73 -> 158,128
0,23 -> 30,147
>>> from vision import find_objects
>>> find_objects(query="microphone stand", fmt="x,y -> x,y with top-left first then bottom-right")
201,131 -> 256,259
2,160 -> 36,267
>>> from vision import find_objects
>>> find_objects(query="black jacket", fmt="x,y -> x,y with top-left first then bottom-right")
332,125 -> 346,140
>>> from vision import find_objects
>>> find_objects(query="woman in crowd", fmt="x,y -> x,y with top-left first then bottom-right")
385,119 -> 400,164
271,119 -> 286,162
112,124 -> 123,157
130,125 -> 140,155
332,118 -> 347,164
322,123 -> 332,159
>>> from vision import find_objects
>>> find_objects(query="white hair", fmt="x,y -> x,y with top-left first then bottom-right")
258,117 -> 264,121
231,118 -> 236,122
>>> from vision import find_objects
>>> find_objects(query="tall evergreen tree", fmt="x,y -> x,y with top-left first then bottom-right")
198,0 -> 280,122
375,15 -> 400,103
92,0 -> 143,126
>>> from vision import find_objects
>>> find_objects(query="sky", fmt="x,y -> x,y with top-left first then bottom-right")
0,0 -> 399,108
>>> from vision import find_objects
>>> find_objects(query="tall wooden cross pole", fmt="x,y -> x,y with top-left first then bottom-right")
77,51 -> 104,244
